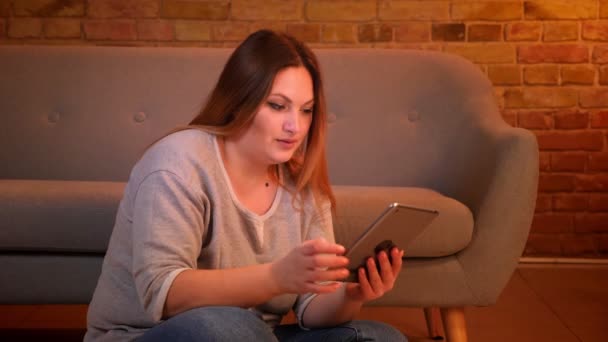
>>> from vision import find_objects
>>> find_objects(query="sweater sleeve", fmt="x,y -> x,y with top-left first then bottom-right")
294,196 -> 336,328
131,170 -> 207,322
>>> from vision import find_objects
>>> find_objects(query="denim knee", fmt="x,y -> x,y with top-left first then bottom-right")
348,320 -> 408,342
139,306 -> 277,342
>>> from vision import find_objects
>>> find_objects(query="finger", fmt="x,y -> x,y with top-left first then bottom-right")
302,239 -> 346,256
311,268 -> 350,282
366,257 -> 384,294
391,248 -> 404,276
357,267 -> 373,295
309,254 -> 349,269
377,251 -> 395,286
306,281 -> 342,295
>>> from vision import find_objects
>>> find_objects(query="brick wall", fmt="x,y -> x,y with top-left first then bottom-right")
1,0 -> 607,258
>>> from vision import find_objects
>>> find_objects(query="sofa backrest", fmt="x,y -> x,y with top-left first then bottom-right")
0,46 -> 504,193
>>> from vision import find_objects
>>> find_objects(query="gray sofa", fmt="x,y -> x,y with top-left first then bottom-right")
0,46 -> 538,340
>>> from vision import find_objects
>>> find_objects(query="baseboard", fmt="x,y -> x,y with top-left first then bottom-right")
519,257 -> 608,265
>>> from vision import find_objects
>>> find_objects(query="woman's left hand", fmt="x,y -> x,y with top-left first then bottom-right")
344,247 -> 405,303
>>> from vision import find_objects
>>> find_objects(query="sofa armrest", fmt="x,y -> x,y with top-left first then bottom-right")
456,126 -> 539,305
0,179 -> 125,253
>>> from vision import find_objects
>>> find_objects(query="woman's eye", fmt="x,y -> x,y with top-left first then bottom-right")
302,108 -> 314,115
268,102 -> 285,111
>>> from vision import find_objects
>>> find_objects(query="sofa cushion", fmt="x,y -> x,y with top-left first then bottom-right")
333,186 -> 473,257
0,180 -> 124,253
0,181 -> 472,257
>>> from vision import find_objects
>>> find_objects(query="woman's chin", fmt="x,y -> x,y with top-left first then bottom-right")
269,152 -> 295,164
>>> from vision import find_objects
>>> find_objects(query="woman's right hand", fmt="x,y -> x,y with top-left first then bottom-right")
270,238 -> 350,295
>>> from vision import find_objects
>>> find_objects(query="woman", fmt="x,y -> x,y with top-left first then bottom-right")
85,29 -> 407,342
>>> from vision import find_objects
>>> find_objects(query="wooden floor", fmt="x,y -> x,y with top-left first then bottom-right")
1,263 -> 607,342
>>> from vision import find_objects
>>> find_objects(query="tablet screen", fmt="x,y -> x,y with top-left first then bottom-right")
343,203 -> 438,282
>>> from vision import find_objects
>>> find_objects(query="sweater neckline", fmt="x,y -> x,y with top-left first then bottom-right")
213,135 -> 282,222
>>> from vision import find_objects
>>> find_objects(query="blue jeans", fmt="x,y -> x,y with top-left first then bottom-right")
138,306 -> 407,342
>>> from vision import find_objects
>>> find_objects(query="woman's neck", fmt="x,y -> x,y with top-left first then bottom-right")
219,136 -> 276,189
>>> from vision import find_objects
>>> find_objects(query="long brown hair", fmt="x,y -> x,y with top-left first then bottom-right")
181,30 -> 335,210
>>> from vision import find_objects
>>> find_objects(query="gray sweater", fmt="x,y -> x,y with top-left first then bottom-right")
85,129 -> 334,342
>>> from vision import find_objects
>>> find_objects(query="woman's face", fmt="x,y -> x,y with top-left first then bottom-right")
236,66 -> 314,165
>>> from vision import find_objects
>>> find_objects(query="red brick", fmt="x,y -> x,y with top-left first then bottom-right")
591,111 -> 608,128
432,23 -> 465,41
445,44 -> 515,63
137,20 -> 173,41
525,0 -> 597,20
518,111 -> 553,129
524,65 -> 559,85
306,0 -> 376,21
589,194 -> 608,210
494,88 -> 506,109
518,45 -> 589,63
84,20 -> 137,40
506,22 -> 541,41
539,152 -> 551,171
44,18 -> 81,38
394,22 -> 429,42
502,111 -> 517,126
14,0 -> 85,17
249,22 -> 286,35
322,24 -> 357,43
287,23 -> 321,43
210,23 -> 249,42
576,174 -> 608,192
599,234 -> 608,256
582,21 -> 608,41
603,0 -> 608,18
539,174 -> 576,191
358,23 -> 392,43
589,153 -> 608,172
524,234 -> 562,256
163,0 -> 230,20
88,0 -> 159,18
535,131 -> 604,151
8,18 -> 42,38
561,234 -> 598,256
574,214 -> 608,233
232,0 -> 302,21
554,193 -> 589,211
593,45 -> 608,63
488,65 -> 521,85
535,194 -> 553,212
468,24 -> 502,41
600,66 -> 608,85
551,152 -> 588,171
174,20 -> 211,41
452,2 -> 522,21
580,88 -> 608,108
561,65 -> 596,85
0,1 -> 10,16
505,88 -> 577,108
531,213 -> 574,233
544,22 -> 579,42
379,1 -> 449,21
554,110 -> 589,129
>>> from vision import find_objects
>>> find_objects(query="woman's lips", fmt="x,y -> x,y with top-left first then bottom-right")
277,139 -> 297,148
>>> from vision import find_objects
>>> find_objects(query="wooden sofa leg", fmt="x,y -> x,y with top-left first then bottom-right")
440,307 -> 468,342
424,307 -> 444,340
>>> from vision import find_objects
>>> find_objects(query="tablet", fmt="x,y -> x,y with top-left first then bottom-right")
344,203 -> 439,282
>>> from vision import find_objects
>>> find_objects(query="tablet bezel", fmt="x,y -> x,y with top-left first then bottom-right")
343,203 -> 439,282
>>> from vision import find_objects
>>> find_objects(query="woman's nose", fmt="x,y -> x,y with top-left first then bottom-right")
283,111 -> 299,133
